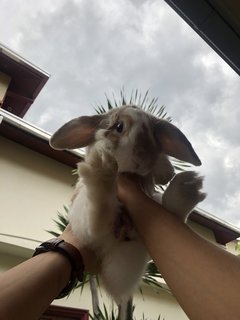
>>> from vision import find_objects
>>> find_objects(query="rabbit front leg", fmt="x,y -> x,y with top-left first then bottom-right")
162,171 -> 206,222
85,140 -> 118,176
70,144 -> 119,243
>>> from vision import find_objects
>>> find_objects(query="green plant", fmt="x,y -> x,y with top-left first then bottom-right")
95,89 -> 170,121
235,240 -> 240,252
47,206 -> 69,237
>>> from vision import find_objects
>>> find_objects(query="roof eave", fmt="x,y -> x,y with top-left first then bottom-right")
165,0 -> 240,76
0,109 -> 84,167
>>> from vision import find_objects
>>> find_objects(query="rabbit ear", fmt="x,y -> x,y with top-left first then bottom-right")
154,120 -> 201,166
50,114 -> 106,150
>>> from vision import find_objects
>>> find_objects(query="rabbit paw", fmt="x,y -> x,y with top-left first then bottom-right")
101,149 -> 118,173
162,171 -> 206,221
86,142 -> 118,174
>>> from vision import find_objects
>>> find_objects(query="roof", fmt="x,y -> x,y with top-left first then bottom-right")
190,209 -> 240,245
163,0 -> 240,244
0,43 -> 49,117
0,109 -> 83,167
165,0 -> 240,76
0,108 -> 239,245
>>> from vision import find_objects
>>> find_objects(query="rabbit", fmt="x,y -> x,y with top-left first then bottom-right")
50,105 -> 206,304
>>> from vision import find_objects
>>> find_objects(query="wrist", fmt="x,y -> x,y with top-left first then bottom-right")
41,251 -> 72,291
124,191 -> 151,217
119,185 -> 146,210
60,225 -> 82,251
33,238 -> 84,299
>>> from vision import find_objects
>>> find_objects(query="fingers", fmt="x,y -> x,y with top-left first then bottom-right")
117,173 -> 143,205
117,172 -> 140,187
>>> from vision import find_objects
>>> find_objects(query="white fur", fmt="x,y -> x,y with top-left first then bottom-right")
69,144 -> 149,303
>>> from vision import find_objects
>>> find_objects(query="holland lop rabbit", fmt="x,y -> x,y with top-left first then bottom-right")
50,105 -> 205,304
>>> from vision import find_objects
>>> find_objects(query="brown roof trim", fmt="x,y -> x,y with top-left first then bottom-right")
42,305 -> 89,320
0,111 -> 82,168
0,44 -> 49,117
190,210 -> 240,245
165,0 -> 240,76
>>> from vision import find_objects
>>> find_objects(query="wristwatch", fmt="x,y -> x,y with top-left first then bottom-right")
33,238 -> 84,299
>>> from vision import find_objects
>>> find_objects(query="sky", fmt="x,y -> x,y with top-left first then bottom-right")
1,0 -> 240,227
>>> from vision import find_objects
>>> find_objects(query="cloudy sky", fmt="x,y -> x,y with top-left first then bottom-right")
1,0 -> 240,227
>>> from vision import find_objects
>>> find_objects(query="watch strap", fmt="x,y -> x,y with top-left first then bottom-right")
33,238 -> 85,299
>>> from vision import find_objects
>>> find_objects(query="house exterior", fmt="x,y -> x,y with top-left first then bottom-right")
3,108 -> 240,320
0,108 -> 192,320
1,33 -> 240,320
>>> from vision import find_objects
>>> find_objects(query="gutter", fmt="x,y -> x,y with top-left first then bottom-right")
0,108 -> 84,159
194,207 -> 240,236
0,42 -> 50,78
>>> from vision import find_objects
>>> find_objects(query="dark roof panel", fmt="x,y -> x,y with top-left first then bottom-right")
165,0 -> 240,76
0,44 -> 49,117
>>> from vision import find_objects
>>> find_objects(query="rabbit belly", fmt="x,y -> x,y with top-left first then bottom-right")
69,185 -> 95,245
69,182 -> 118,245
100,240 -> 149,304
69,158 -> 149,302
69,182 -> 148,303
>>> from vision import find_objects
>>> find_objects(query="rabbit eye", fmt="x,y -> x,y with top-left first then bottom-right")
115,121 -> 124,133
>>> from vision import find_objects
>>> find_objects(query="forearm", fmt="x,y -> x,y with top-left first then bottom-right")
126,194 -> 240,320
0,252 -> 71,320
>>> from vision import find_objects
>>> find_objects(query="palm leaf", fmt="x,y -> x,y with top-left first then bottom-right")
141,260 -> 171,294
47,230 -> 60,237
95,89 -> 171,122
46,211 -> 69,237
52,212 -> 69,233
89,303 -> 119,320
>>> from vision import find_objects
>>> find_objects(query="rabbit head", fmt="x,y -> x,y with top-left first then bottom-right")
50,105 -> 201,185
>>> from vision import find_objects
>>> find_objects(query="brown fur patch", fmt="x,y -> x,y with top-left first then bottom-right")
133,123 -> 158,171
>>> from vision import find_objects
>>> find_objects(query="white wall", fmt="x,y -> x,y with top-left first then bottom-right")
0,136 -> 75,248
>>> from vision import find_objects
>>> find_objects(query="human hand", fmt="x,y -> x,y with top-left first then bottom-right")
60,224 -> 100,274
117,173 -> 144,207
